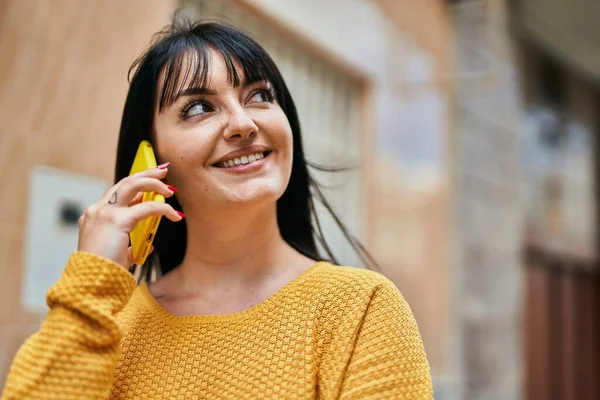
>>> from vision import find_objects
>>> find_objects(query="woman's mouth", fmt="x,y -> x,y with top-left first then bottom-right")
215,151 -> 271,168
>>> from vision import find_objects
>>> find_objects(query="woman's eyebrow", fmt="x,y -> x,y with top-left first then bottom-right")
242,77 -> 268,87
173,87 -> 217,101
172,79 -> 268,103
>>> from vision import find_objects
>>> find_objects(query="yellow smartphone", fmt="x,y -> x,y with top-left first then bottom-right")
128,140 -> 165,265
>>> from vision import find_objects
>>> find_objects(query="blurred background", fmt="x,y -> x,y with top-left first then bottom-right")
0,0 -> 598,398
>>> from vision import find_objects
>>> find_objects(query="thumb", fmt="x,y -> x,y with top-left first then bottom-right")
124,246 -> 135,269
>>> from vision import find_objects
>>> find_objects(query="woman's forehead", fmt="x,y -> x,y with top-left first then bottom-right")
156,48 -> 252,110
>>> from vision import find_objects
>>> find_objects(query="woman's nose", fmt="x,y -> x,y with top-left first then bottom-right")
224,107 -> 258,140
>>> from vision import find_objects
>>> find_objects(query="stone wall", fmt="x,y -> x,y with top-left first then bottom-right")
450,1 -> 524,398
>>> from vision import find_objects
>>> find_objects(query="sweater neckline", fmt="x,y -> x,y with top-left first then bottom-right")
138,261 -> 325,323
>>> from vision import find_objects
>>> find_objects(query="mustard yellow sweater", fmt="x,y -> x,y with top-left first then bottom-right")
2,252 -> 432,399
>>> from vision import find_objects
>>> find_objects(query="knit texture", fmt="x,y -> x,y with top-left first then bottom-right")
2,252 -> 433,399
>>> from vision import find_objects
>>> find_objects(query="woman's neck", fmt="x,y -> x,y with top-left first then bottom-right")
163,202 -> 310,296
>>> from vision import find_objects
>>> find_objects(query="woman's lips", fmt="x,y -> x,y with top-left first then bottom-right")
213,151 -> 271,173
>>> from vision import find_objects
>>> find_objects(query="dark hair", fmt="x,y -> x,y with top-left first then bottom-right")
115,17 -> 377,279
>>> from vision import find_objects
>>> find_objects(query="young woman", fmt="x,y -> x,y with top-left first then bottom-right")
3,18 -> 433,399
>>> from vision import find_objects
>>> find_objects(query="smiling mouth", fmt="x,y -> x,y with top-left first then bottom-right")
214,151 -> 272,168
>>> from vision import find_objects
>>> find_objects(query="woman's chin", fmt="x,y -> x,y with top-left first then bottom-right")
220,183 -> 284,207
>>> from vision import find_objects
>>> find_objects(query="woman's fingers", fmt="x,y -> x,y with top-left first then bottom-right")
125,246 -> 135,268
113,177 -> 176,206
119,201 -> 184,231
128,192 -> 144,207
76,162 -> 181,268
100,165 -> 171,206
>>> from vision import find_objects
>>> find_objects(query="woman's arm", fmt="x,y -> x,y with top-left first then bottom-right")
339,278 -> 433,399
1,252 -> 136,400
2,164 -> 181,399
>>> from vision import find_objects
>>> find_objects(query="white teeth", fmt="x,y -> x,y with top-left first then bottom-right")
220,152 -> 266,168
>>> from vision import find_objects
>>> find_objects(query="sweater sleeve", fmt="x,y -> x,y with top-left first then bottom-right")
1,251 -> 137,400
339,278 -> 434,399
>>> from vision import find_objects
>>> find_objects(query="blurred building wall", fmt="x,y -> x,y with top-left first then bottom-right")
511,0 -> 600,398
448,0 -> 524,398
0,0 -> 177,386
516,0 -> 600,83
373,1 -> 454,387
447,0 -> 600,398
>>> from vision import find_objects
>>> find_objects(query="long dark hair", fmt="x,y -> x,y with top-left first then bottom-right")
115,17 -> 377,279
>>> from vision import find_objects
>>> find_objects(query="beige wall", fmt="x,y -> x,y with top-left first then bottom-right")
375,0 -> 453,86
0,0 -> 176,384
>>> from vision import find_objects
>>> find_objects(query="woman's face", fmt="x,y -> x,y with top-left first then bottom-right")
153,49 -> 293,212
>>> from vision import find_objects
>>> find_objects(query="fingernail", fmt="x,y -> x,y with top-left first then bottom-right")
176,211 -> 186,219
166,185 -> 179,193
157,162 -> 170,169
149,246 -> 155,254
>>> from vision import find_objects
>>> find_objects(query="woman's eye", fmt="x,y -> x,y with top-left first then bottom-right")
249,89 -> 274,104
184,102 -> 212,118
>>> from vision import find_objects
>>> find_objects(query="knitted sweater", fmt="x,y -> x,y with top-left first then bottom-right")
2,252 -> 433,399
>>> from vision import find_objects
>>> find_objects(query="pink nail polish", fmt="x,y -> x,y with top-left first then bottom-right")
166,185 -> 178,193
176,211 -> 186,219
157,162 -> 170,169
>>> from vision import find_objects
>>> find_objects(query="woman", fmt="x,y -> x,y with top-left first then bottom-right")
2,18 -> 432,399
